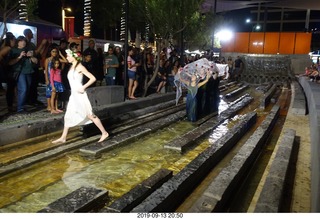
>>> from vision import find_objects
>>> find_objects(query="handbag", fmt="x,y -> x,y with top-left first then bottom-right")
8,71 -> 21,81
7,57 -> 24,81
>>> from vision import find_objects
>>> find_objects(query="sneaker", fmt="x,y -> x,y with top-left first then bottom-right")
17,109 -> 27,114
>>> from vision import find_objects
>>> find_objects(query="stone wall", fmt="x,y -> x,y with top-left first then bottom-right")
222,53 -> 312,84
241,54 -> 292,84
298,77 -> 320,212
86,85 -> 124,107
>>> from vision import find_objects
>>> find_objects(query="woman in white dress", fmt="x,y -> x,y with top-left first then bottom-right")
52,49 -> 109,143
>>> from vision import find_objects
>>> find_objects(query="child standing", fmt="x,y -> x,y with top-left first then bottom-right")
50,58 -> 64,114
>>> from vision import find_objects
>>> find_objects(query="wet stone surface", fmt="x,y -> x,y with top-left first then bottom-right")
80,111 -> 186,158
189,105 -> 280,212
164,95 -> 254,152
132,112 -> 257,213
225,85 -> 249,98
260,84 -> 277,109
254,129 -> 296,212
38,187 -> 108,213
102,169 -> 172,212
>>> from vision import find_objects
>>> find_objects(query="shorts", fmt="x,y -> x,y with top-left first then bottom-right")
128,70 -> 136,80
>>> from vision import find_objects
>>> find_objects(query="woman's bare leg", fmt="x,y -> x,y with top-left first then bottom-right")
131,80 -> 138,98
50,91 -> 58,114
128,79 -> 133,98
88,114 -> 109,142
46,98 -> 51,111
52,126 -> 69,143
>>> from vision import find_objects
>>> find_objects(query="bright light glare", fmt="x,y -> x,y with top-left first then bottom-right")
256,25 -> 261,30
215,30 -> 233,41
246,18 -> 251,23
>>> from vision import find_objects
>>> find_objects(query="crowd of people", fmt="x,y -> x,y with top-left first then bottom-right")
302,61 -> 320,83
0,30 -> 125,114
0,29 -> 242,125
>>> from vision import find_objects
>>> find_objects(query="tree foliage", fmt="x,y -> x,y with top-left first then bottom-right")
0,0 -> 20,40
26,0 -> 39,20
91,0 -> 122,28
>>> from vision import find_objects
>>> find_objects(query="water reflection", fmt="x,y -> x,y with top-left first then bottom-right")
0,121 -> 194,212
0,87 -> 266,212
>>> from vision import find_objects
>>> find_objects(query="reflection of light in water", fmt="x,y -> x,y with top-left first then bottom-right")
208,113 -> 248,144
62,156 -> 91,191
209,120 -> 229,144
218,97 -> 228,113
0,87 -> 268,212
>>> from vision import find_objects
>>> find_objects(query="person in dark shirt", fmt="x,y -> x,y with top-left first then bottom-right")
233,56 -> 243,81
83,40 -> 99,80
82,53 -> 96,88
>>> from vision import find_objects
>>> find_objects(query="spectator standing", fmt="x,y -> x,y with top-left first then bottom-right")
114,46 -> 124,85
0,32 -> 16,112
50,58 -> 65,114
145,47 -> 154,80
156,59 -> 167,93
226,56 -> 234,81
104,47 -> 119,86
82,53 -> 96,88
44,45 -> 67,111
127,47 -> 140,99
23,28 -> 47,106
83,39 -> 99,79
96,48 -> 105,86
8,36 -> 38,113
58,38 -> 71,110
233,56 -> 243,81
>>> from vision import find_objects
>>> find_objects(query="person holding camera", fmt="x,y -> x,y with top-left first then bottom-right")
8,36 -> 38,113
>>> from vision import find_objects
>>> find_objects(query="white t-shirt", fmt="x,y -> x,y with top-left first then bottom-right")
127,56 -> 136,72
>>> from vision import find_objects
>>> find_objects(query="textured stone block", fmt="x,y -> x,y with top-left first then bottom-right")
38,187 -> 108,213
106,169 -> 172,212
87,86 -> 124,107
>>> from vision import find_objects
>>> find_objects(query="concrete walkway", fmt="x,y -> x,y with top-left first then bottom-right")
249,80 -> 311,212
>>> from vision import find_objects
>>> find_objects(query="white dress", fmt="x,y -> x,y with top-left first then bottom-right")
64,68 -> 93,127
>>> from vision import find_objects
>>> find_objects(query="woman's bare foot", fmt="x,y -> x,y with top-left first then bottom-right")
52,138 -> 66,144
56,109 -> 64,113
51,110 -> 59,114
98,132 -> 109,142
47,108 -> 51,111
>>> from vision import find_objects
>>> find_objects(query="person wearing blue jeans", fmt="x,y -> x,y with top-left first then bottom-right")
8,36 -> 38,113
104,47 -> 119,86
17,73 -> 33,112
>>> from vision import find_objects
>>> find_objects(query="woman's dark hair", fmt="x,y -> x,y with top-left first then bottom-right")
16,35 -> 27,43
2,32 -> 16,47
51,57 -> 61,69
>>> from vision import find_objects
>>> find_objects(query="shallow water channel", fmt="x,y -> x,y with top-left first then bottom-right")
0,87 -> 282,213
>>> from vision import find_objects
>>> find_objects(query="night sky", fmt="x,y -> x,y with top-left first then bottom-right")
36,1 -> 318,38
38,0 -> 83,35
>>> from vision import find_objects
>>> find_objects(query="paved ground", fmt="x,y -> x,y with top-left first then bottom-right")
248,85 -> 311,212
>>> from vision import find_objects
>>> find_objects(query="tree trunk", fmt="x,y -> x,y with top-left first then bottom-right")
142,39 -> 161,97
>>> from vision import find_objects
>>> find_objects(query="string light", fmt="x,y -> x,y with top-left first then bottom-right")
19,0 -> 28,21
84,0 -> 91,37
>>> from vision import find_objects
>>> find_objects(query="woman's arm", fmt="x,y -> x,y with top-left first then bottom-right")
49,69 -> 55,90
78,64 -> 96,92
8,51 -> 26,66
58,50 -> 68,63
44,58 -> 50,85
198,71 -> 211,87
0,46 -> 11,62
